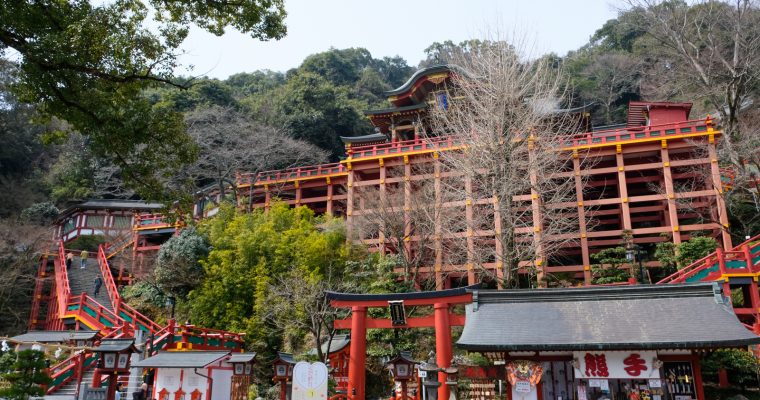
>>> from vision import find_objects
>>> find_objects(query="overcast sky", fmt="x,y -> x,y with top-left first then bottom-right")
176,0 -> 621,79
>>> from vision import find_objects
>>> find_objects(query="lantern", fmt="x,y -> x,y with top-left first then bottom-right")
272,352 -> 295,400
91,339 -> 140,400
385,352 -> 419,400
229,352 -> 256,376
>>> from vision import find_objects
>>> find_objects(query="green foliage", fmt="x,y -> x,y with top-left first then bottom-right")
0,0 -> 286,199
591,247 -> 632,284
188,203 -> 351,355
0,350 -> 52,400
702,348 -> 759,387
677,236 -> 718,268
65,235 -> 106,252
155,227 -> 209,298
253,71 -> 373,157
655,236 -> 678,274
121,281 -> 168,325
19,202 -> 59,226
150,0 -> 286,39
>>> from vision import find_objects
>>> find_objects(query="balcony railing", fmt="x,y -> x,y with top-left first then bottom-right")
233,118 -> 717,187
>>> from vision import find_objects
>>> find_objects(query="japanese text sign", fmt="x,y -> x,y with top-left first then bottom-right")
573,351 -> 660,379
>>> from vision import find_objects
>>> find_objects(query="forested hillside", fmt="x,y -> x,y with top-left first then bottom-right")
1,1 -> 760,362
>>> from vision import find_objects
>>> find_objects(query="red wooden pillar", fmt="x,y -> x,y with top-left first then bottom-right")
692,356 -> 706,400
434,303 -> 452,400
279,381 -> 288,400
348,306 -> 367,400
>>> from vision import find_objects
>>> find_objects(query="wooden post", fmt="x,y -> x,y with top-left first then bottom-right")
403,157 -> 413,267
573,153 -> 591,285
528,137 -> 546,285
465,176 -> 475,285
708,135 -> 732,249
434,155 -> 444,290
661,141 -> 682,244
616,144 -> 632,231
379,160 -> 387,252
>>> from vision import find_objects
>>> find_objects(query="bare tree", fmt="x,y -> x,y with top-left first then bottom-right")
264,262 -> 353,362
0,220 -> 50,335
179,106 -> 329,203
351,164 -> 443,288
427,37 -> 589,287
579,52 -> 642,125
628,0 -> 760,203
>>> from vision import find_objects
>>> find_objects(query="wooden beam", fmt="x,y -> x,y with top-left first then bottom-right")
333,313 -> 465,329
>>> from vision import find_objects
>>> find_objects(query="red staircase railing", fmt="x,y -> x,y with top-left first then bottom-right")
657,234 -> 760,284
28,255 -> 50,330
97,245 -> 163,333
55,242 -> 72,319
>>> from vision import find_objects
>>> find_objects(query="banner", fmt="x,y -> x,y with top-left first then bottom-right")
573,351 -> 661,379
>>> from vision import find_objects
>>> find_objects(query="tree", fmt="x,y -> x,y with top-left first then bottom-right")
188,203 -> 353,360
154,227 -> 209,299
702,348 -> 759,387
676,236 -> 718,268
624,0 -> 760,219
426,36 -> 589,287
0,1 -> 286,198
256,72 -> 374,158
0,221 -> 48,336
591,247 -> 633,284
0,350 -> 52,400
654,235 -> 678,274
264,219 -> 357,362
176,106 -> 328,201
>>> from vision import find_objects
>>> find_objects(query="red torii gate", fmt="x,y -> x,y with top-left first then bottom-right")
327,285 -> 478,400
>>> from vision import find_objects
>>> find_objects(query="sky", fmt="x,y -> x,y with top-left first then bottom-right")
177,0 -> 622,79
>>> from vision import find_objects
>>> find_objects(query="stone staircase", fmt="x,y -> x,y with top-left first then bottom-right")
43,368 -> 95,400
66,257 -> 113,313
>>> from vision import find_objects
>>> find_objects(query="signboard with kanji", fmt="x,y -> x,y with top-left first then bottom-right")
573,351 -> 660,379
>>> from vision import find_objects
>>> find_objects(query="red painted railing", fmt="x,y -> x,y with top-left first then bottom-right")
347,135 -> 462,160
176,324 -> 246,346
97,245 -> 164,333
232,119 -> 718,187
134,213 -> 180,230
240,162 -> 346,186
97,245 -> 120,312
66,293 -> 121,329
55,242 -> 72,318
558,118 -> 713,148
657,234 -> 760,284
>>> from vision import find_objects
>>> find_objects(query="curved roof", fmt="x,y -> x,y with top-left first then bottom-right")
339,133 -> 388,145
385,65 -> 453,96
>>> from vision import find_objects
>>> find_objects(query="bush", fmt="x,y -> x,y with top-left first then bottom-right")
154,228 -> 209,298
66,235 -> 106,252
19,202 -> 59,226
702,349 -> 759,388
0,350 -> 52,400
678,236 -> 718,268
591,247 -> 631,284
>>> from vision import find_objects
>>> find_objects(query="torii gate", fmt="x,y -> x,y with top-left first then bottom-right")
326,285 -> 478,400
